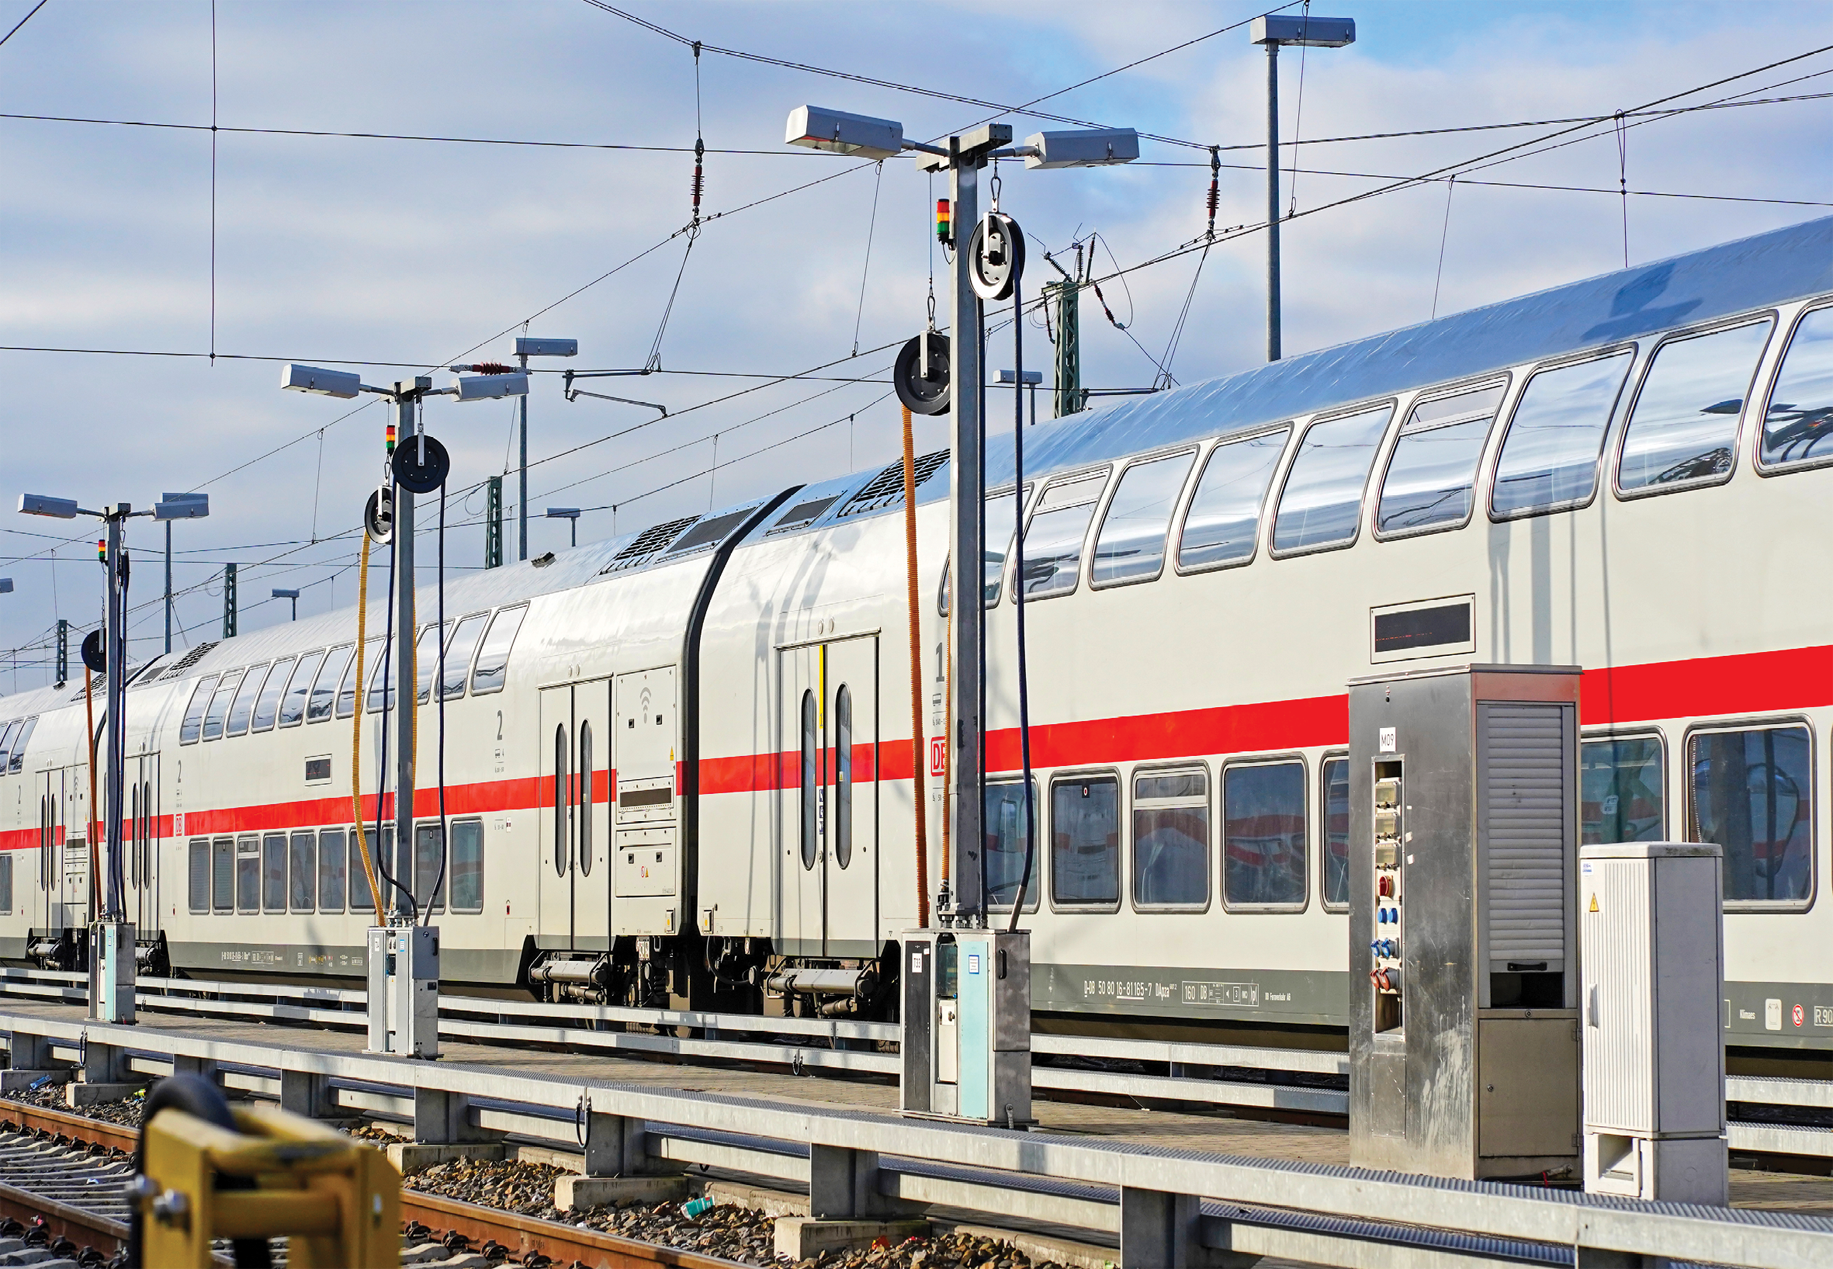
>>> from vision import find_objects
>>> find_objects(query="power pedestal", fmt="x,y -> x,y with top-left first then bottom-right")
1580,843 -> 1727,1203
1348,664 -> 1582,1181
367,925 -> 439,1059
900,929 -> 1030,1126
87,921 -> 134,1025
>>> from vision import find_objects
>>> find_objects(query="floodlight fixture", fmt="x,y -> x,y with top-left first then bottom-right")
154,492 -> 209,521
19,493 -> 80,519
454,371 -> 530,402
998,369 -> 1043,385
0,579 -> 12,594
271,586 -> 301,620
785,105 -> 905,160
1021,128 -> 1140,170
515,337 -> 578,358
547,506 -> 581,547
1251,15 -> 1355,46
280,362 -> 364,399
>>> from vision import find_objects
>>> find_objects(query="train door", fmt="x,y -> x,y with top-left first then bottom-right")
50,766 -> 87,928
538,686 -> 576,949
574,682 -> 610,947
132,754 -> 159,933
36,769 -> 59,929
778,636 -> 879,955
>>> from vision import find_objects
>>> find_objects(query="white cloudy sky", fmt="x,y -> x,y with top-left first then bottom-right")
2,0 -> 1830,687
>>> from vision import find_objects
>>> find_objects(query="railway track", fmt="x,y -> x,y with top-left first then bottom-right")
0,1100 -> 749,1269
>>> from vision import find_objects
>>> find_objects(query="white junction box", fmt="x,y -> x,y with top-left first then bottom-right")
88,921 -> 135,1025
367,924 -> 440,1059
1579,843 -> 1726,1203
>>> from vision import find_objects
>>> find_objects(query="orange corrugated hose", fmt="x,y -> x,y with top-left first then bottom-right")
901,405 -> 930,928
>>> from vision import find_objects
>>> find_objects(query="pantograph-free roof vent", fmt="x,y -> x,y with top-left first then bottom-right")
601,516 -> 699,574
836,450 -> 949,519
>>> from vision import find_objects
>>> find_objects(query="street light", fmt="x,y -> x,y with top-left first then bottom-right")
999,368 -> 1043,430
545,507 -> 581,548
446,337 -> 577,563
16,489 -> 202,1024
1251,14 -> 1355,362
787,107 -> 1135,934
272,587 -> 300,620
155,492 -> 209,654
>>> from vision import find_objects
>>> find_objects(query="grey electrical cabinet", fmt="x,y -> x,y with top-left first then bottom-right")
1348,664 -> 1581,1181
901,929 -> 1030,1126
1580,842 -> 1727,1202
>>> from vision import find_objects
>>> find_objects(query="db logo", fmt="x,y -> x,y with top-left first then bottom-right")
1794,1004 -> 1806,1028
929,737 -> 947,777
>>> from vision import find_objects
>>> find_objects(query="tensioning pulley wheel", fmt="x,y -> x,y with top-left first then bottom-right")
894,331 -> 951,416
968,212 -> 1025,302
390,432 -> 450,494
364,485 -> 394,545
80,628 -> 105,674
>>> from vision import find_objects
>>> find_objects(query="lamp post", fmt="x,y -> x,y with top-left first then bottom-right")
281,360 -> 522,1058
158,492 -> 208,654
19,491 -> 208,1023
1250,15 -> 1355,362
272,588 -> 300,621
999,368 -> 1042,430
545,507 -> 581,548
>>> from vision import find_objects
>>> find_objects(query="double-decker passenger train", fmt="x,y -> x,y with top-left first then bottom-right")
2,214 -> 1832,1061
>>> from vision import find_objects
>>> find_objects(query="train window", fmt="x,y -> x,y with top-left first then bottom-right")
450,820 -> 484,913
471,606 -> 527,695
441,614 -> 489,700
413,623 -> 447,705
211,837 -> 234,912
365,642 -> 395,714
1222,760 -> 1307,909
985,779 -> 1040,911
1321,756 -> 1349,910
834,687 -> 852,870
1760,306 -> 1833,470
982,487 -> 1030,608
0,855 -> 10,913
262,832 -> 287,912
1133,767 -> 1209,909
1617,319 -> 1775,494
578,722 -> 594,877
0,721 -> 17,774
1689,723 -> 1813,908
1582,735 -> 1665,844
236,836 -> 260,913
180,676 -> 218,745
416,823 -> 446,912
318,828 -> 346,911
188,840 -> 209,913
226,664 -> 268,737
279,651 -> 323,728
552,726 -> 569,877
799,690 -> 818,870
201,671 -> 242,742
377,824 -> 397,906
1491,351 -> 1635,517
1021,471 -> 1109,601
1272,405 -> 1393,554
289,831 -> 316,912
1093,451 -> 1196,588
1376,383 -> 1505,536
7,718 -> 33,776
336,641 -> 377,719
251,656 -> 295,733
1050,774 -> 1119,906
311,645 -> 352,722
347,830 -> 373,911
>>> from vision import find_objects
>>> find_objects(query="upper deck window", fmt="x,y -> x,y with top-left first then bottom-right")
1020,471 -> 1108,601
180,674 -> 219,744
1178,428 -> 1288,570
202,670 -> 243,741
1491,351 -> 1634,518
1617,319 -> 1774,494
1760,306 -> 1833,471
981,486 -> 1031,608
1092,451 -> 1195,587
471,606 -> 527,695
225,664 -> 267,736
441,614 -> 489,700
251,656 -> 295,732
1376,383 -> 1504,536
4,718 -> 32,774
413,623 -> 446,704
1272,405 -> 1393,554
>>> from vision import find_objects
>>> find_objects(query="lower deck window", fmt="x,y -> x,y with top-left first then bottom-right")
1690,724 -> 1813,905
319,829 -> 346,911
237,836 -> 260,914
289,832 -> 316,912
263,833 -> 287,912
348,830 -> 374,911
1582,735 -> 1665,844
189,840 -> 209,913
212,838 -> 234,912
1223,762 -> 1307,908
1321,758 -> 1349,909
450,819 -> 484,912
1132,768 -> 1209,908
1051,775 -> 1119,905
984,780 -> 1039,910
416,823 -> 446,913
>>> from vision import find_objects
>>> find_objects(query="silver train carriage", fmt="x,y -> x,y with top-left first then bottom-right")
2,214 -> 1832,1060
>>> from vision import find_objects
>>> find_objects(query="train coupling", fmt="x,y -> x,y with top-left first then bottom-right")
25,927 -> 81,973
528,952 -> 617,1004
764,963 -> 880,1018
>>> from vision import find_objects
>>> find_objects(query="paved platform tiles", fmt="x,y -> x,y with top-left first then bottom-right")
3,1001 -> 1827,1218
